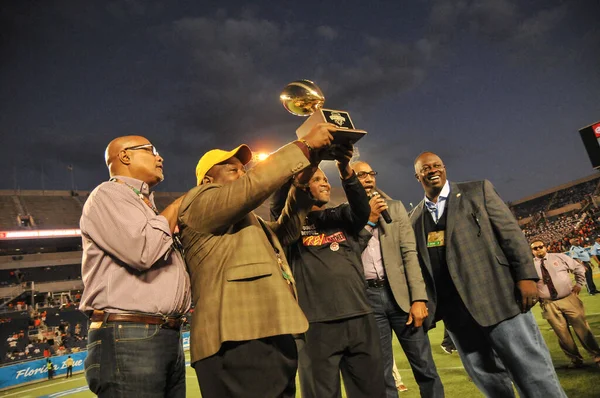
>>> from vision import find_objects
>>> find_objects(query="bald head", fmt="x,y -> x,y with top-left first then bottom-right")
413,152 -> 439,171
104,135 -> 164,187
105,136 -> 143,170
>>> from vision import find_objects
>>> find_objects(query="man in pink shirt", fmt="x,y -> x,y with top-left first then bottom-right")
530,240 -> 600,369
79,135 -> 191,397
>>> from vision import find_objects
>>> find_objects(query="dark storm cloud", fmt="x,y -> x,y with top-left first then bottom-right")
1,0 -> 598,199
165,14 -> 294,134
315,26 -> 338,41
426,0 -> 568,56
160,12 -> 433,151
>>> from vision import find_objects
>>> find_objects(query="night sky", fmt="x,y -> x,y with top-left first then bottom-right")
1,0 -> 599,206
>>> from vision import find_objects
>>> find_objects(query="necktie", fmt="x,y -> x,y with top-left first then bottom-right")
425,201 -> 438,223
540,259 -> 558,299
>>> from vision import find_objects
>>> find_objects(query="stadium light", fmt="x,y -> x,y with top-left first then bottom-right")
254,152 -> 270,162
0,229 -> 82,240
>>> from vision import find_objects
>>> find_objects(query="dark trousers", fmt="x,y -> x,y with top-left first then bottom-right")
441,326 -> 455,350
66,365 -> 73,378
583,262 -> 598,293
85,322 -> 186,398
194,334 -> 297,398
299,314 -> 385,398
367,286 -> 444,398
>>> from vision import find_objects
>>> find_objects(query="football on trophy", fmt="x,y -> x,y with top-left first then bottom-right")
279,80 -> 325,116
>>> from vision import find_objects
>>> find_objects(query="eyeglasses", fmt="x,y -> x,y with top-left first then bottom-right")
531,245 -> 544,250
419,163 -> 444,174
356,171 -> 377,179
124,144 -> 159,156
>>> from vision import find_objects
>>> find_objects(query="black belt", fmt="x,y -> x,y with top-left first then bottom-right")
89,310 -> 185,330
366,278 -> 388,288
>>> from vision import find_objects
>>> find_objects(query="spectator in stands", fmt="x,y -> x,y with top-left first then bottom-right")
531,241 -> 600,369
79,135 -> 191,397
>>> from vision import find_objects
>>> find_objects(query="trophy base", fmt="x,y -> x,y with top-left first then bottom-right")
296,109 -> 367,160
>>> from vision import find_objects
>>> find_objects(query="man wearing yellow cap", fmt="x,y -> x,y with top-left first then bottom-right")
178,123 -> 337,398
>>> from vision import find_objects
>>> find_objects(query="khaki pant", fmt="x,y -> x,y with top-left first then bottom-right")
540,292 -> 600,364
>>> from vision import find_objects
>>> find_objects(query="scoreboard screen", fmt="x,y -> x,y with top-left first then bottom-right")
579,121 -> 600,169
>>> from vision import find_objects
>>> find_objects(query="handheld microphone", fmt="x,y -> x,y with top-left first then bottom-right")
371,191 -> 393,224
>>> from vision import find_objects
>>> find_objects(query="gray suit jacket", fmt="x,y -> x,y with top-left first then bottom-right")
409,180 -> 538,329
361,198 -> 428,314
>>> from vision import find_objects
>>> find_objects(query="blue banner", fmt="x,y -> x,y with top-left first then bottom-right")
182,330 -> 190,350
0,331 -> 191,391
0,351 -> 86,390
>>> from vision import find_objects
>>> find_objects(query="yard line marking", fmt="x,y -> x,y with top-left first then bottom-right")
0,376 -> 84,397
42,385 -> 90,398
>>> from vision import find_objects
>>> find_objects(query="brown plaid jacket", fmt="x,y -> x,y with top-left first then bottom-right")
178,143 -> 311,363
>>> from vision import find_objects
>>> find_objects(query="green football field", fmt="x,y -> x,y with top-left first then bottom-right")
2,290 -> 599,398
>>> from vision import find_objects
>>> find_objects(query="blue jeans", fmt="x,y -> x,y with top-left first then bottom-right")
85,321 -> 186,398
446,307 -> 566,398
367,286 -> 444,398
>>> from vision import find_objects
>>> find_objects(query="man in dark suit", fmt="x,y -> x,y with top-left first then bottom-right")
178,123 -> 335,398
352,161 -> 443,398
408,152 -> 566,398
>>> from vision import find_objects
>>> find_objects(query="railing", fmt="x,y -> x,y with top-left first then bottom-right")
0,285 -> 25,309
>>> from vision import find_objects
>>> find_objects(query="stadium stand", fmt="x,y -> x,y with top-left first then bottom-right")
0,196 -> 19,229
510,173 -> 600,252
18,195 -> 83,229
510,174 -> 600,221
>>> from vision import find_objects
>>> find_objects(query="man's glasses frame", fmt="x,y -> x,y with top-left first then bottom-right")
124,144 -> 159,156
531,245 -> 545,251
356,171 -> 378,179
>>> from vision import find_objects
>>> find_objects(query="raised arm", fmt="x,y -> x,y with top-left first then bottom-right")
180,143 -> 311,233
266,184 -> 314,246
181,123 -> 336,233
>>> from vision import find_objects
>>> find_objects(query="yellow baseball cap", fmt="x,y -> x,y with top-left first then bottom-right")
195,144 -> 253,185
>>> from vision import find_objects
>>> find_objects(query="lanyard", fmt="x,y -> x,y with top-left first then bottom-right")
110,178 -> 159,214
257,217 -> 294,291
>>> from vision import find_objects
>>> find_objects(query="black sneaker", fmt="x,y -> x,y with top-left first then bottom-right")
441,344 -> 455,354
